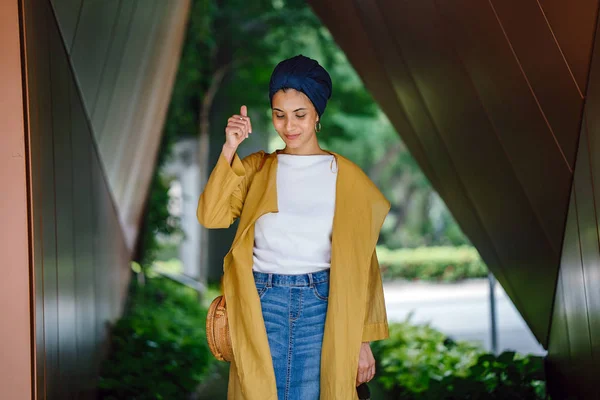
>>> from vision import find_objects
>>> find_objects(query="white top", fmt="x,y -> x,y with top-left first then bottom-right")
252,154 -> 338,274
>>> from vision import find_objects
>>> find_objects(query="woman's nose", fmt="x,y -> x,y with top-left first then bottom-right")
286,118 -> 294,130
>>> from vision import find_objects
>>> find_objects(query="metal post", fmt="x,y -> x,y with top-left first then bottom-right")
488,272 -> 498,354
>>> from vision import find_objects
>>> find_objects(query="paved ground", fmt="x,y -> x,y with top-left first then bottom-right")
384,279 -> 546,356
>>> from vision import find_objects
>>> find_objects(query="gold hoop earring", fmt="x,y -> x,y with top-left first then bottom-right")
315,121 -> 322,133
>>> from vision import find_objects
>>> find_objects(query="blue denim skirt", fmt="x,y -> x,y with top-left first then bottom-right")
253,269 -> 330,400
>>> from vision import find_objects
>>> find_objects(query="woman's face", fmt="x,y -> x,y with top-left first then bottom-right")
271,88 -> 320,154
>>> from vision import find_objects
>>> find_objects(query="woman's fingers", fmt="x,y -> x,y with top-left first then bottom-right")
224,106 -> 252,146
368,365 -> 375,381
228,115 -> 251,137
356,362 -> 376,385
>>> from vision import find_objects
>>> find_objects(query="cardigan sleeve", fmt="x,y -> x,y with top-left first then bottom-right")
196,150 -> 264,229
362,249 -> 390,342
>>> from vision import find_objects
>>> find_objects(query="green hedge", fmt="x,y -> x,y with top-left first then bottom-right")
97,276 -> 214,400
371,319 -> 547,399
377,245 -> 488,282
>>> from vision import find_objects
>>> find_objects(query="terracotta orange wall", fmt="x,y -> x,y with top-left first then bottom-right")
0,0 -> 33,398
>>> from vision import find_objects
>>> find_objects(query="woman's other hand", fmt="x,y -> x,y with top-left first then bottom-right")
356,342 -> 375,386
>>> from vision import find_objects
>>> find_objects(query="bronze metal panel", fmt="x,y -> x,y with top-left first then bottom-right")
550,186 -> 596,396
49,16 -> 79,397
573,123 -> 600,396
91,0 -> 138,140
49,0 -> 83,51
357,0 -> 558,343
526,0 -> 599,97
309,0 -> 520,310
546,273 -> 572,398
71,78 -> 99,393
434,0 -> 572,254
70,0 -> 121,112
562,187 -> 593,374
584,34 -> 600,360
545,8 -> 600,397
488,0 -> 584,167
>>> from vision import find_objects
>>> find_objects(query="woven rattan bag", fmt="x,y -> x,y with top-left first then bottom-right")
206,295 -> 233,362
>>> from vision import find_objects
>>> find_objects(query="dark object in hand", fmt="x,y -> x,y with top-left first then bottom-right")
357,383 -> 370,400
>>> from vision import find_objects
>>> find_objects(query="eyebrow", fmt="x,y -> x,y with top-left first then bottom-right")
273,108 -> 307,112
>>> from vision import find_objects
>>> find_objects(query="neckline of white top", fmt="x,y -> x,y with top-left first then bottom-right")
277,153 -> 334,167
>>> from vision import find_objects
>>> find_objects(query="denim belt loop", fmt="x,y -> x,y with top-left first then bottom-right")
308,273 -> 314,287
267,273 -> 273,288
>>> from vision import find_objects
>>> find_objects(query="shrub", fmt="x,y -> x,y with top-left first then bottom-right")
97,277 -> 214,399
377,245 -> 488,282
371,318 -> 547,399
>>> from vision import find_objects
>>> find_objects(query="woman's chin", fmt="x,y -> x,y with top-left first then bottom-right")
284,138 -> 302,148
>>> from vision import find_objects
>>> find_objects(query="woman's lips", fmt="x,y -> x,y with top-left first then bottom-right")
286,133 -> 301,140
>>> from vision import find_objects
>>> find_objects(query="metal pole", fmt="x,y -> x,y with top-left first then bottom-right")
488,272 -> 498,354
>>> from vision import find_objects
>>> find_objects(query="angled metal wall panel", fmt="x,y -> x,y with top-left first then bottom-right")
487,0 -> 584,165
547,7 -> 600,396
310,0 -> 592,346
49,0 -> 83,51
310,0 -> 600,396
539,0 -> 599,91
69,0 -> 121,112
306,3 -> 519,320
435,0 -> 573,254
91,0 -> 138,142
50,0 -> 190,251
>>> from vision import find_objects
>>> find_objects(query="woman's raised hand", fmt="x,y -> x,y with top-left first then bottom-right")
225,105 -> 253,150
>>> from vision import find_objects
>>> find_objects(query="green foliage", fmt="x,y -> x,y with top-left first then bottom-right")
371,319 -> 482,394
371,320 -> 547,399
377,245 -> 488,282
139,173 -> 180,267
97,277 -> 214,399
427,352 -> 547,399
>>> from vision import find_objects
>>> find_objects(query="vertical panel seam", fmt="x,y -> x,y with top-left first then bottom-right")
572,184 -> 594,357
90,0 -> 124,119
560,269 -> 571,360
95,0 -> 139,145
47,11 -> 62,393
68,0 -> 84,54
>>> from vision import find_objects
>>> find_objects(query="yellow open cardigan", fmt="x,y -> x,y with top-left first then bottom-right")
197,149 -> 390,399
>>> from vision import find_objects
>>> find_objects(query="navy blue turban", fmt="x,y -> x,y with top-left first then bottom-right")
269,55 -> 333,117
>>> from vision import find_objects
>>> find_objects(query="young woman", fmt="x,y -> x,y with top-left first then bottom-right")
198,55 -> 390,400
